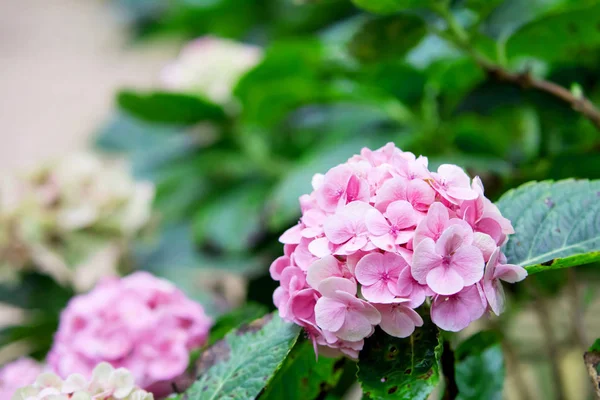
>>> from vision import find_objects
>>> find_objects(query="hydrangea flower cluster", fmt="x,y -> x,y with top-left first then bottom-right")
270,143 -> 527,358
47,272 -> 212,397
0,358 -> 45,399
12,362 -> 153,400
0,153 -> 154,290
161,36 -> 262,105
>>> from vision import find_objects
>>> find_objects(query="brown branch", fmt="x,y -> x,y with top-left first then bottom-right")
478,58 -> 600,131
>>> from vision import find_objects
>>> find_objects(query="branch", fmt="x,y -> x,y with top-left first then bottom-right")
479,59 -> 600,130
441,341 -> 459,400
433,4 -> 600,131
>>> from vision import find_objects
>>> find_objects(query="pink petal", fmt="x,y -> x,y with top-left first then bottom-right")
426,266 -> 464,296
447,186 -> 479,201
269,256 -> 290,280
289,289 -> 318,321
318,277 -> 357,297
386,200 -> 418,229
365,209 -> 390,236
450,245 -> 484,287
438,164 -> 471,187
361,280 -> 396,303
336,311 -> 374,342
306,256 -> 341,290
374,177 -> 407,212
314,297 -> 346,332
394,230 -> 414,245
377,304 -> 423,338
411,238 -> 442,284
495,263 -> 527,283
435,223 -> 472,256
355,253 -> 386,286
431,296 -> 471,332
308,237 -> 332,258
414,202 -> 449,245
472,233 -> 497,262
323,214 -> 353,244
483,279 -> 504,316
279,224 -> 303,244
369,233 -> 396,252
335,236 -> 368,255
316,165 -> 352,212
459,285 -> 487,320
406,179 -> 435,212
476,218 -> 503,244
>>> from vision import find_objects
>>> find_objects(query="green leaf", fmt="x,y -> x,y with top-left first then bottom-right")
349,14 -> 427,63
589,338 -> 600,353
455,331 -> 505,400
496,179 -> 600,274
357,321 -> 442,399
185,313 -> 301,400
208,303 -> 268,345
260,340 -> 345,400
351,0 -> 421,14
117,90 -> 226,125
193,183 -> 270,253
506,3 -> 600,62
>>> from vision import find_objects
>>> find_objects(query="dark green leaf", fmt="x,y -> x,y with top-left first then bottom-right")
357,321 -> 442,400
496,179 -> 600,273
117,90 -> 226,125
506,3 -> 600,62
351,0 -> 422,14
185,313 -> 301,400
208,303 -> 268,345
349,15 -> 427,63
455,331 -> 505,400
260,340 -> 345,400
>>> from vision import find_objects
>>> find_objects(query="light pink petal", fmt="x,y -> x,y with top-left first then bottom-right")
435,224 -> 472,256
336,311 -> 374,342
381,252 -> 408,276
323,214 -> 352,244
335,236 -> 368,255
279,224 -> 303,244
374,177 -> 407,211
306,255 -> 341,290
314,297 -> 346,332
365,209 -> 390,236
450,245 -> 484,286
386,200 -> 418,229
369,233 -> 396,252
414,202 -> 449,245
411,238 -> 442,284
483,279 -> 504,316
431,296 -> 471,332
356,299 -> 383,325
426,266 -> 464,295
495,263 -> 527,283
394,230 -> 414,245
355,253 -> 385,286
438,164 -> 471,187
308,237 -> 332,257
378,305 -> 423,338
318,277 -> 357,297
447,186 -> 479,201
345,174 -> 370,203
316,165 -> 352,211
459,285 -> 487,320
472,233 -> 497,262
301,227 -> 322,239
280,267 -> 306,290
289,289 -> 318,322
476,218 -> 504,244
302,209 -> 326,227
362,280 -> 396,303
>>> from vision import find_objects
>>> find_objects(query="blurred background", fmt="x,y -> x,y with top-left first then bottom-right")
1,0 -> 600,399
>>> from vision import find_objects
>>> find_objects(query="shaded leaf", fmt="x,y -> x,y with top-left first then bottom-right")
350,14 -> 427,63
357,321 -> 442,400
496,179 -> 600,273
351,0 -> 422,14
506,3 -> 600,62
185,313 -> 301,400
260,340 -> 345,400
455,331 -> 504,400
208,303 -> 268,345
117,90 -> 226,125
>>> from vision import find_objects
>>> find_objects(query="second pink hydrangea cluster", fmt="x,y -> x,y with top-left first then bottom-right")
47,272 -> 212,397
271,143 -> 527,358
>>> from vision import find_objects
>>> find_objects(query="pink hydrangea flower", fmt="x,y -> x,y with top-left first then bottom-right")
0,358 -> 44,399
269,143 -> 524,358
47,272 -> 212,397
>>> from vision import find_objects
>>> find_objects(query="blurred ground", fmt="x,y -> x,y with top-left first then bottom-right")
0,0 -> 177,172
